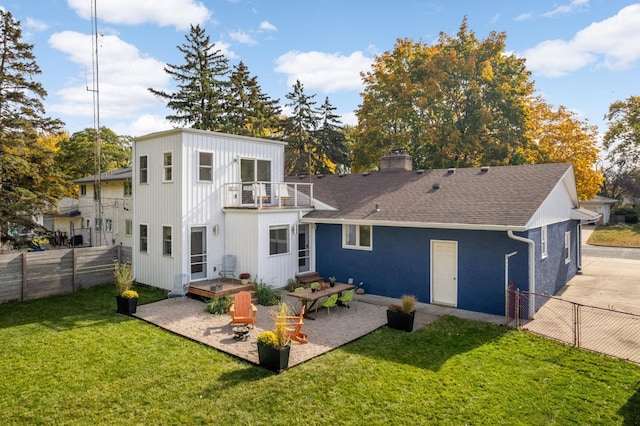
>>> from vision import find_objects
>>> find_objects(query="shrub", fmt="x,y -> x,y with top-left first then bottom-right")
255,280 -> 281,306
205,296 -> 233,314
613,207 -> 639,224
284,278 -> 298,292
257,330 -> 279,347
389,295 -> 417,313
114,261 -> 133,295
120,289 -> 139,299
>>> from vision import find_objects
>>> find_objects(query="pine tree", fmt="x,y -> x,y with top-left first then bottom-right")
149,24 -> 230,131
225,61 -> 281,137
0,10 -> 64,237
315,96 -> 348,173
283,80 -> 320,175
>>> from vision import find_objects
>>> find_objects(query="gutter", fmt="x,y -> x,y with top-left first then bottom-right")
507,230 -> 535,319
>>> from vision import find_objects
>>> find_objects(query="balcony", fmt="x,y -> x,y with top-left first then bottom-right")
223,181 -> 314,209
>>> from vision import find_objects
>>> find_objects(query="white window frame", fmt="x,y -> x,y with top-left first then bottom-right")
342,224 -> 373,251
541,225 -> 548,259
125,220 -> 132,236
105,218 -> 113,233
80,184 -> 87,197
139,224 -> 148,253
163,225 -> 173,257
163,151 -> 173,182
95,218 -> 102,231
124,181 -> 132,197
564,231 -> 571,263
198,151 -> 213,182
269,224 -> 290,256
139,155 -> 148,184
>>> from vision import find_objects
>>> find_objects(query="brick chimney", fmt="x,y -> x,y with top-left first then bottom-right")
380,147 -> 412,171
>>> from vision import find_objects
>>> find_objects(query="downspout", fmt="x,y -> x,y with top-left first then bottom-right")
507,230 -> 535,319
576,222 -> 582,274
505,251 -> 518,322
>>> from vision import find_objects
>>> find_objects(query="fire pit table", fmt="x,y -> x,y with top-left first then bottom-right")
232,325 -> 251,341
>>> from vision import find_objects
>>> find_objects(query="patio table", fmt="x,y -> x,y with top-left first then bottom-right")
286,282 -> 355,320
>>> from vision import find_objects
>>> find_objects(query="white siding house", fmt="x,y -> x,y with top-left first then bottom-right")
133,128 -> 314,291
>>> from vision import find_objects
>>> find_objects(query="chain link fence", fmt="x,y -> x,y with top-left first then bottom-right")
507,288 -> 640,364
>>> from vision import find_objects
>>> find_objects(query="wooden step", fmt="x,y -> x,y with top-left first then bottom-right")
295,272 -> 323,286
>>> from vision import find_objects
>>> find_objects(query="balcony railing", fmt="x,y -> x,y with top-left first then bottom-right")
223,181 -> 314,208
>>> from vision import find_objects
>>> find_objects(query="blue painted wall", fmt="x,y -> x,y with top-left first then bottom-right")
315,224 -> 535,316
530,220 -> 579,296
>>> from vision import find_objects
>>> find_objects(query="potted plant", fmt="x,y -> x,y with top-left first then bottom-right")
239,272 -> 251,285
114,261 -> 138,315
386,294 -> 417,332
256,302 -> 291,372
329,276 -> 336,287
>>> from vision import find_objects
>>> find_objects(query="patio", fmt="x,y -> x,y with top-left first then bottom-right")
134,294 -> 390,368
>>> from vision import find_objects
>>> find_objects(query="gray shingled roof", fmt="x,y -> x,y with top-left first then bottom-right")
73,167 -> 132,183
291,163 -> 574,229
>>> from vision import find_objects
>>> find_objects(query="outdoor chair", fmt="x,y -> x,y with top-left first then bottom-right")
168,273 -> 189,298
319,294 -> 338,316
229,291 -> 258,328
277,305 -> 308,344
310,282 -> 320,292
337,288 -> 355,310
219,254 -> 236,279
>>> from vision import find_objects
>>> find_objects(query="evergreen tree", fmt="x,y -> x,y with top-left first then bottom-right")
314,96 -> 348,173
282,80 -> 320,175
0,10 -> 64,236
149,24 -> 230,130
225,61 -> 281,137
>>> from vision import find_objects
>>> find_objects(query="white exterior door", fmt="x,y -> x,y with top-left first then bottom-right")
298,224 -> 310,273
190,227 -> 207,280
431,240 -> 458,306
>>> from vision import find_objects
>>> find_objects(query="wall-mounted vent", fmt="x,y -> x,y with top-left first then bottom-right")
447,168 -> 456,174
432,182 -> 441,190
480,166 -> 490,173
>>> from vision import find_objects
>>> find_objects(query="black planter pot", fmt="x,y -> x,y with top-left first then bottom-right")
116,296 -> 138,315
386,309 -> 415,332
257,342 -> 290,373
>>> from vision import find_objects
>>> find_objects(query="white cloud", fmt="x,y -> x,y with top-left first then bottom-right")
522,4 -> 640,77
259,21 -> 277,32
275,51 -> 373,93
542,0 -> 589,18
229,30 -> 256,45
25,18 -> 49,32
66,0 -> 211,31
48,31 -> 169,122
213,40 -> 238,59
112,114 -> 173,137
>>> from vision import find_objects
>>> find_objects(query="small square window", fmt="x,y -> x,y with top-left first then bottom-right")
269,225 -> 289,255
343,224 -> 372,250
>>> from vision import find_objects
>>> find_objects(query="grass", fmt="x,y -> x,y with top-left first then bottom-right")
1,285 -> 639,425
588,223 -> 640,247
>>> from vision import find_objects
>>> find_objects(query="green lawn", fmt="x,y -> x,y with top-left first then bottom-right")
588,223 -> 640,247
1,285 -> 639,425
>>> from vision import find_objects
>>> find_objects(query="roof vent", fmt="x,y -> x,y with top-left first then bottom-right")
432,182 -> 441,190
480,166 -> 490,173
447,168 -> 456,174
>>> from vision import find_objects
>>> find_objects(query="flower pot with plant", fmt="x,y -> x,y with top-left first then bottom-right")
256,302 -> 291,372
239,272 -> 251,285
386,295 -> 417,332
114,261 -> 138,315
329,276 -> 336,287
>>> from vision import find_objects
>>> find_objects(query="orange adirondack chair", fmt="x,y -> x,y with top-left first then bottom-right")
277,305 -> 308,344
229,291 -> 258,328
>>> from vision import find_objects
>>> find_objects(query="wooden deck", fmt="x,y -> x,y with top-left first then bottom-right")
188,278 -> 256,300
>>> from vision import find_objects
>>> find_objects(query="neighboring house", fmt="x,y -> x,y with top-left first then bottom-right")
43,196 -> 82,245
132,128 -> 599,317
580,195 -> 617,224
299,151 -> 600,316
132,129 -> 314,291
73,168 -> 134,247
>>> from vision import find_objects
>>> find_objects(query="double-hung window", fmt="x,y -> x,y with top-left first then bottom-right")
125,220 -> 132,236
139,224 -> 148,253
199,152 -> 213,182
541,225 -> 548,259
163,151 -> 173,182
343,224 -> 372,250
269,225 -> 289,255
80,184 -> 87,196
139,155 -> 148,184
124,181 -> 132,196
163,226 -> 172,256
564,231 -> 571,263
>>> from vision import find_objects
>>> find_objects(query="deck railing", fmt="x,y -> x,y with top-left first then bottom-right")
223,181 -> 314,208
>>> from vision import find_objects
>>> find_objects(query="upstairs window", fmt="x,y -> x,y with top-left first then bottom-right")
139,155 -> 148,184
163,151 -> 173,182
199,152 -> 213,182
124,181 -> 132,196
80,184 -> 87,196
343,224 -> 372,250
125,220 -> 132,236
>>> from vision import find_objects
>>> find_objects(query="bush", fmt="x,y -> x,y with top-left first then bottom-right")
284,278 -> 298,292
255,280 -> 281,306
205,296 -> 233,314
257,330 -> 279,347
613,207 -> 639,224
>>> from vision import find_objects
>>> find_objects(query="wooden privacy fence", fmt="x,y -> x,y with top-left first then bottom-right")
0,246 -> 132,303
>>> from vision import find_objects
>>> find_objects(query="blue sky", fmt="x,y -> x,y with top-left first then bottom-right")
3,0 -> 640,142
